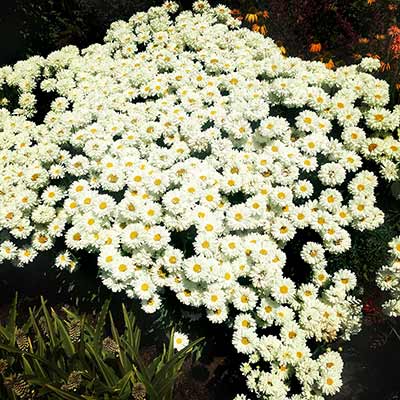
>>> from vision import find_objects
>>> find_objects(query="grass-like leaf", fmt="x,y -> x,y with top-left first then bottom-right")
53,312 -> 75,357
29,307 -> 46,356
86,343 -> 118,387
40,296 -> 56,348
21,355 -> 34,375
94,299 -> 110,350
45,384 -> 84,400
109,312 -> 129,373
7,292 -> 18,346
0,343 -> 66,377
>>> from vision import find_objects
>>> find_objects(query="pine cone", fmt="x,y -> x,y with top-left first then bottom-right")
102,337 -> 119,354
0,358 -> 9,374
68,320 -> 81,344
132,382 -> 147,400
61,371 -> 82,392
4,374 -> 34,399
16,329 -> 30,352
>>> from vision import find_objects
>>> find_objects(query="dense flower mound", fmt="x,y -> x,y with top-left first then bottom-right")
1,1 -> 400,399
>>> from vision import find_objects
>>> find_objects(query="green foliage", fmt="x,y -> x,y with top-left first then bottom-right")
0,295 -> 202,399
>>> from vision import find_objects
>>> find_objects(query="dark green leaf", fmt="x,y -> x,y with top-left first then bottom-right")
94,299 -> 111,350
7,292 -> 17,346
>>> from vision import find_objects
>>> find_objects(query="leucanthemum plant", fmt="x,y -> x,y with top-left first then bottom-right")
1,1 -> 400,399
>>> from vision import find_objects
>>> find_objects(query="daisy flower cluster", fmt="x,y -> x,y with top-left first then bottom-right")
341,58 -> 400,181
0,1 -> 399,398
377,236 -> 400,317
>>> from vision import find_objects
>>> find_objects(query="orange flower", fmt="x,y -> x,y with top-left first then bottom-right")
375,34 -> 386,40
325,59 -> 335,69
388,25 -> 400,37
388,3 -> 398,11
353,53 -> 362,60
309,42 -> 322,53
366,53 -> 380,59
380,61 -> 391,71
262,10 -> 270,18
396,83 -> 400,90
251,24 -> 261,32
367,0 -> 376,4
245,13 -> 258,23
259,25 -> 268,36
230,9 -> 241,17
358,37 -> 370,44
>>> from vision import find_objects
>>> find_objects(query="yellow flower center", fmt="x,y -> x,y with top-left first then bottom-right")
72,233 -> 81,241
193,264 -> 202,273
119,264 -> 127,272
234,213 -> 243,221
280,285 -> 288,294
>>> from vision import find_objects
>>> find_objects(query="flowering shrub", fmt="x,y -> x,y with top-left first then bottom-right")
1,1 -> 400,398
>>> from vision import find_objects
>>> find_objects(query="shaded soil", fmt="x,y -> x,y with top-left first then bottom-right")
333,316 -> 400,400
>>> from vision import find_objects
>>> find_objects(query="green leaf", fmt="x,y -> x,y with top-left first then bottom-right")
121,308 -> 141,364
53,312 -> 75,357
31,358 -> 48,380
152,337 -> 203,391
29,308 -> 46,356
155,375 -> 179,400
122,304 -> 135,348
109,312 -> 129,373
94,299 -> 111,349
22,355 -> 34,375
40,296 -> 56,348
0,343 -> 66,377
146,354 -> 161,380
86,343 -> 118,387
22,305 -> 39,332
0,325 -> 10,342
131,364 -> 159,400
45,384 -> 83,400
7,292 -> 17,346
77,315 -> 91,369
167,328 -> 175,362
60,307 -> 79,320
115,370 -> 134,398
